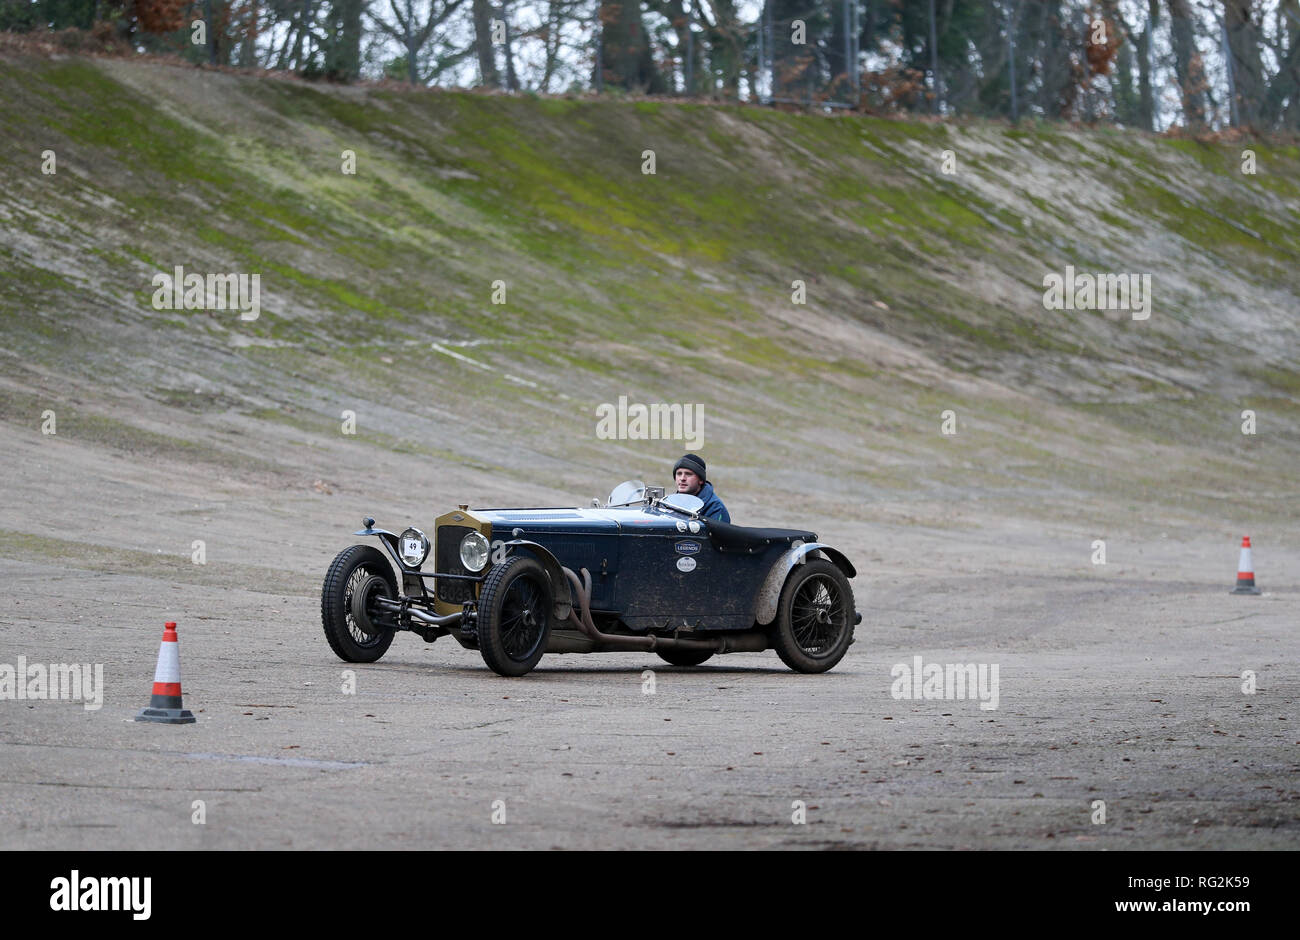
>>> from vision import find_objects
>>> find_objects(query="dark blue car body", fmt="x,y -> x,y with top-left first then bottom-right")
322,488 -> 861,676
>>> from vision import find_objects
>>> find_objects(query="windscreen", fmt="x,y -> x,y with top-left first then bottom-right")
607,480 -> 647,507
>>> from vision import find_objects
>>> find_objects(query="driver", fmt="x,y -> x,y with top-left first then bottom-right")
673,454 -> 730,522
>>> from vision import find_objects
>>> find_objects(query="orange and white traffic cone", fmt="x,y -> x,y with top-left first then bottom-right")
135,621 -> 196,724
1229,537 -> 1262,596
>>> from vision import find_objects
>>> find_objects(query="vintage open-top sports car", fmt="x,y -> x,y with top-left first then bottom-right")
321,481 -> 861,676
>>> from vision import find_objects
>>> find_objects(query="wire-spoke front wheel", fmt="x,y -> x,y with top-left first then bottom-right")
477,554 -> 553,677
772,558 -> 854,673
321,545 -> 398,663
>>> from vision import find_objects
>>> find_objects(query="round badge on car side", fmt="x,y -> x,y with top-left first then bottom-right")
676,556 -> 696,572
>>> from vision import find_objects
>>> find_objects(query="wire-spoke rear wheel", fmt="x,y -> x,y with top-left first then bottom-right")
772,558 -> 854,673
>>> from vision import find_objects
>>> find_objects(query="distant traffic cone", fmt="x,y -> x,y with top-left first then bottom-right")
1229,537 -> 1262,595
135,622 -> 196,724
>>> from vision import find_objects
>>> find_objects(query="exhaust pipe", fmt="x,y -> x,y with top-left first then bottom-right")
561,566 -> 768,654
372,596 -> 463,628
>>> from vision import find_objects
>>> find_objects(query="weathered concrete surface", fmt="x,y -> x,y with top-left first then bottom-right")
3,490 -> 1295,849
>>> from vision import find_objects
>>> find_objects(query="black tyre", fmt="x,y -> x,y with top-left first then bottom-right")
771,558 -> 855,673
656,648 -> 714,667
321,545 -> 398,663
477,554 -> 553,677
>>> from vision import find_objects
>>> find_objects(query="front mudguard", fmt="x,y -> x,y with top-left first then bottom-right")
498,539 -> 574,622
355,521 -> 405,570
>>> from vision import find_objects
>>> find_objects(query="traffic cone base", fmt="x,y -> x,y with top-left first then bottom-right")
1230,537 -> 1262,596
135,705 -> 195,724
135,621 -> 196,724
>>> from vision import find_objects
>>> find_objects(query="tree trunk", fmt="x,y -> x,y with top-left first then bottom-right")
342,0 -> 365,79
502,0 -> 520,90
324,0 -> 365,79
473,0 -> 500,87
1136,0 -> 1157,130
1106,0 -> 1137,125
659,0 -> 690,94
1223,0 -> 1263,129
541,0 -> 561,92
1280,0 -> 1300,128
405,0 -> 419,85
771,0 -> 817,99
288,0 -> 315,71
708,0 -> 741,98
1166,0 -> 1206,130
204,0 -> 217,64
1032,1 -> 1072,118
1264,1 -> 1300,129
828,0 -> 846,89
599,0 -> 663,92
240,0 -> 260,68
927,0 -> 939,111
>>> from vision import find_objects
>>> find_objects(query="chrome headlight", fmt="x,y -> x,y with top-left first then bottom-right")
459,531 -> 490,572
398,527 -> 430,568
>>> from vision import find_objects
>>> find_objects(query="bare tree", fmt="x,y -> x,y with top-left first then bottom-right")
370,0 -> 467,83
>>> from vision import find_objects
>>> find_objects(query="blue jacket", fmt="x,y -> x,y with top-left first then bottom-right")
697,482 -> 730,522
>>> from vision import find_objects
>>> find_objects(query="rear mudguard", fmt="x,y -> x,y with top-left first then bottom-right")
754,542 -> 857,626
